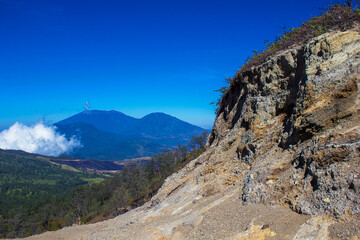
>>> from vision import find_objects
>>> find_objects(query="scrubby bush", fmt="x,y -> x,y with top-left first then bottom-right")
212,3 -> 360,114
243,3 -> 360,71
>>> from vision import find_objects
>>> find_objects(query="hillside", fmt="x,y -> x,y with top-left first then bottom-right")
50,157 -> 152,173
0,149 -> 102,212
0,149 -> 104,237
55,111 -> 206,160
50,158 -> 124,173
23,5 -> 360,240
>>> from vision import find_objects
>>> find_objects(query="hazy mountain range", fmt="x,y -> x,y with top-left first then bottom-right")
55,110 -> 207,160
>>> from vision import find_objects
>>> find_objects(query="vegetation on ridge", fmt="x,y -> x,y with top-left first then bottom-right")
212,2 -> 360,113
243,2 -> 360,71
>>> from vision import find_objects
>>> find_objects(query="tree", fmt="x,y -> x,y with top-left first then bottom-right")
199,130 -> 209,147
122,164 -> 147,206
188,131 -> 209,150
0,215 -> 6,238
154,150 -> 176,180
108,186 -> 129,215
175,144 -> 188,160
69,186 -> 89,224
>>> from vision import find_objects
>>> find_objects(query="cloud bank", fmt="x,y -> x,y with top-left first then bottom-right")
0,122 -> 81,156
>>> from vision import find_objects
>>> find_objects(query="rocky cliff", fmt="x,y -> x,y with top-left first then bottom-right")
25,26 -> 360,240
209,27 -> 360,218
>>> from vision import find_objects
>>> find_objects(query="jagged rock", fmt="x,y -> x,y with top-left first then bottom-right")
210,29 -> 360,220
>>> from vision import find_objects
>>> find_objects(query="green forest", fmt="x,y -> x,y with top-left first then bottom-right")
0,131 -> 208,238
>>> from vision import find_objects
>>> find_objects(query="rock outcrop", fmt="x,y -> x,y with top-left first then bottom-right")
209,28 -> 360,219
25,27 -> 360,240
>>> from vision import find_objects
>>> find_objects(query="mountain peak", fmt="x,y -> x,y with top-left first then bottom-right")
141,112 -> 174,119
56,110 -> 137,135
79,109 -> 125,115
145,112 -> 167,116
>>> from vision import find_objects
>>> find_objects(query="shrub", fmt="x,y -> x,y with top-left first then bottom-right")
242,4 -> 360,71
213,3 -> 360,114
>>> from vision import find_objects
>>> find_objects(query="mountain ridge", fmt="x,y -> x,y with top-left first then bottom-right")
56,110 -> 138,135
56,110 -> 205,136
55,110 -> 207,160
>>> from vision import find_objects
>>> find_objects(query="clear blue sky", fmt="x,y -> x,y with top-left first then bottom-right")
0,0 -> 340,129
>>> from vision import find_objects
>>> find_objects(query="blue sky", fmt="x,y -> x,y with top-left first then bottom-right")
0,0 -> 339,129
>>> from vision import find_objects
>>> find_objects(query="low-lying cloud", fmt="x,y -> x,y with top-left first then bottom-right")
0,122 -> 81,156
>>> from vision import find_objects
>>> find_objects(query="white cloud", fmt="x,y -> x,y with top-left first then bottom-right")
0,122 -> 81,156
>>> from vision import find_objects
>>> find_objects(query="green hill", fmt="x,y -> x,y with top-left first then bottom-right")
0,149 -> 104,237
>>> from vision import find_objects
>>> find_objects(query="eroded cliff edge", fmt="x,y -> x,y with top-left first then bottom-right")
25,27 -> 360,240
209,28 -> 360,217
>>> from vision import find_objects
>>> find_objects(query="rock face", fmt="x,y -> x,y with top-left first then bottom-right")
209,28 -> 360,218
24,27 -> 360,240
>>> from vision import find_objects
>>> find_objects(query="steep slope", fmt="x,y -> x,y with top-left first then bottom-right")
24,20 -> 360,240
208,28 -> 360,217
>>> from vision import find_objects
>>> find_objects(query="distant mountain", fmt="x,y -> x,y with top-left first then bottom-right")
138,112 -> 204,139
56,110 -> 137,134
54,110 -> 207,160
54,122 -> 163,160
